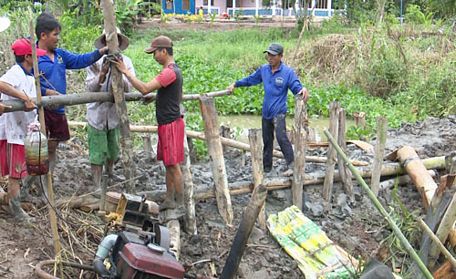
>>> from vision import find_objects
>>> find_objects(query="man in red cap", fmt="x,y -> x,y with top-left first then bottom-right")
0,38 -> 46,222
115,35 -> 185,212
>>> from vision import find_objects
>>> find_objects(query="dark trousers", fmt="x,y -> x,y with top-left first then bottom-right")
262,114 -> 294,170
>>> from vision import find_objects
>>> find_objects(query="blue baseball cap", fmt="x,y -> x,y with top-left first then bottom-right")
263,43 -> 283,55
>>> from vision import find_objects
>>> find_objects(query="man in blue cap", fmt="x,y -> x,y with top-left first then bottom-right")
227,43 -> 309,176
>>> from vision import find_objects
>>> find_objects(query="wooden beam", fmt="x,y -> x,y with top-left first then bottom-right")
292,95 -> 307,209
199,96 -> 233,225
323,101 -> 339,203
182,132 -> 197,235
337,108 -> 353,197
248,128 -> 266,230
371,116 -> 387,196
101,0 -> 136,192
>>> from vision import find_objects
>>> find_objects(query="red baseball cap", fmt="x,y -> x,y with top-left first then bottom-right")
11,38 -> 46,56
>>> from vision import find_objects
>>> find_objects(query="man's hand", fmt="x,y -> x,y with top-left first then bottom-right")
99,46 -> 109,56
142,93 -> 155,105
298,87 -> 309,102
23,99 -> 36,112
46,89 -> 61,96
227,83 -> 235,94
113,57 -> 128,75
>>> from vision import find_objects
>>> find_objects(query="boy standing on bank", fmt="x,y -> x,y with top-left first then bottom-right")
0,38 -> 46,221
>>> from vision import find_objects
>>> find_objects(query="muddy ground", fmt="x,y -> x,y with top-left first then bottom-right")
0,115 -> 455,278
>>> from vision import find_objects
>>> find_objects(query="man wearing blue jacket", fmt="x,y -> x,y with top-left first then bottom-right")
227,43 -> 309,176
36,12 -> 107,173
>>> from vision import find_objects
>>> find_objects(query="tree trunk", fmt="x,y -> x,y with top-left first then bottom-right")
248,129 -> 266,229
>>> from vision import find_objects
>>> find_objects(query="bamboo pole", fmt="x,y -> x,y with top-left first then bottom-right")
337,108 -> 353,197
371,117 -> 388,196
248,129 -> 266,230
101,0 -> 136,193
323,102 -> 339,203
2,90 -> 231,112
292,95 -> 307,209
418,219 -> 456,270
324,129 -> 433,279
68,121 -> 370,166
220,184 -> 268,279
30,21 -> 62,258
199,96 -> 233,225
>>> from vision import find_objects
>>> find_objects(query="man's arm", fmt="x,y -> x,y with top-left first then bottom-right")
63,47 -> 108,70
288,69 -> 309,102
234,67 -> 263,88
115,58 -> 161,95
0,81 -> 36,111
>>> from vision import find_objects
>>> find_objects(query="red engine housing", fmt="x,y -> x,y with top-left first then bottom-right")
117,242 -> 185,279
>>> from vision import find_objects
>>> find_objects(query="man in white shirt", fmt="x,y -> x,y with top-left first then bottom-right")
85,29 -> 135,195
0,38 -> 46,222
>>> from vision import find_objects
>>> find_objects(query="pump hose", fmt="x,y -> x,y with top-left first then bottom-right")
34,260 -> 95,279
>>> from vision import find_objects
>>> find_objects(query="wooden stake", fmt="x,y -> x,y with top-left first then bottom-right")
101,0 -> 136,193
292,95 -> 307,209
371,116 -> 388,196
199,96 -> 233,225
429,191 -> 456,267
142,134 -> 154,162
337,108 -> 353,197
30,21 -> 62,258
248,129 -> 266,230
220,184 -> 268,279
323,102 -> 339,203
183,132 -> 197,235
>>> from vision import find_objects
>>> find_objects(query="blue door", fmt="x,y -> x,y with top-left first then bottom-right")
162,0 -> 195,14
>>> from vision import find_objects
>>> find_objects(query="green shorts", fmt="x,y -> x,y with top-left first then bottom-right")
87,125 -> 120,165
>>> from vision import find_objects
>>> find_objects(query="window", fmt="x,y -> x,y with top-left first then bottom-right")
203,0 -> 214,5
166,0 -> 173,9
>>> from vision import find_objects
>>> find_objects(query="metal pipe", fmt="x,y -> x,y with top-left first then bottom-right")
323,129 -> 434,279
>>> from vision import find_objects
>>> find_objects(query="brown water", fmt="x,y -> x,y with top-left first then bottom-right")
218,115 -> 354,142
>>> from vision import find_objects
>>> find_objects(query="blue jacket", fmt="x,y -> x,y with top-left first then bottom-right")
38,48 -> 103,114
235,62 -> 303,120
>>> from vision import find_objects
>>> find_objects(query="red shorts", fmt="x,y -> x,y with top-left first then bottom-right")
44,110 -> 70,141
157,117 -> 185,167
0,142 -> 27,179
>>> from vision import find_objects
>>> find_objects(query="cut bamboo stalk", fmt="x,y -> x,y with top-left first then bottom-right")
292,95 -> 308,209
324,129 -> 433,279
371,117 -> 387,196
220,184 -> 268,279
68,121 -> 369,166
30,21 -> 62,258
199,96 -> 233,225
248,129 -> 266,230
101,0 -> 136,193
418,219 -> 456,270
183,132 -> 197,235
337,108 -> 353,197
323,102 -> 339,203
393,146 -> 438,208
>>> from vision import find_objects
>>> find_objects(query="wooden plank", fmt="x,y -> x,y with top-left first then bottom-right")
182,132 -> 197,235
199,96 -> 233,225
